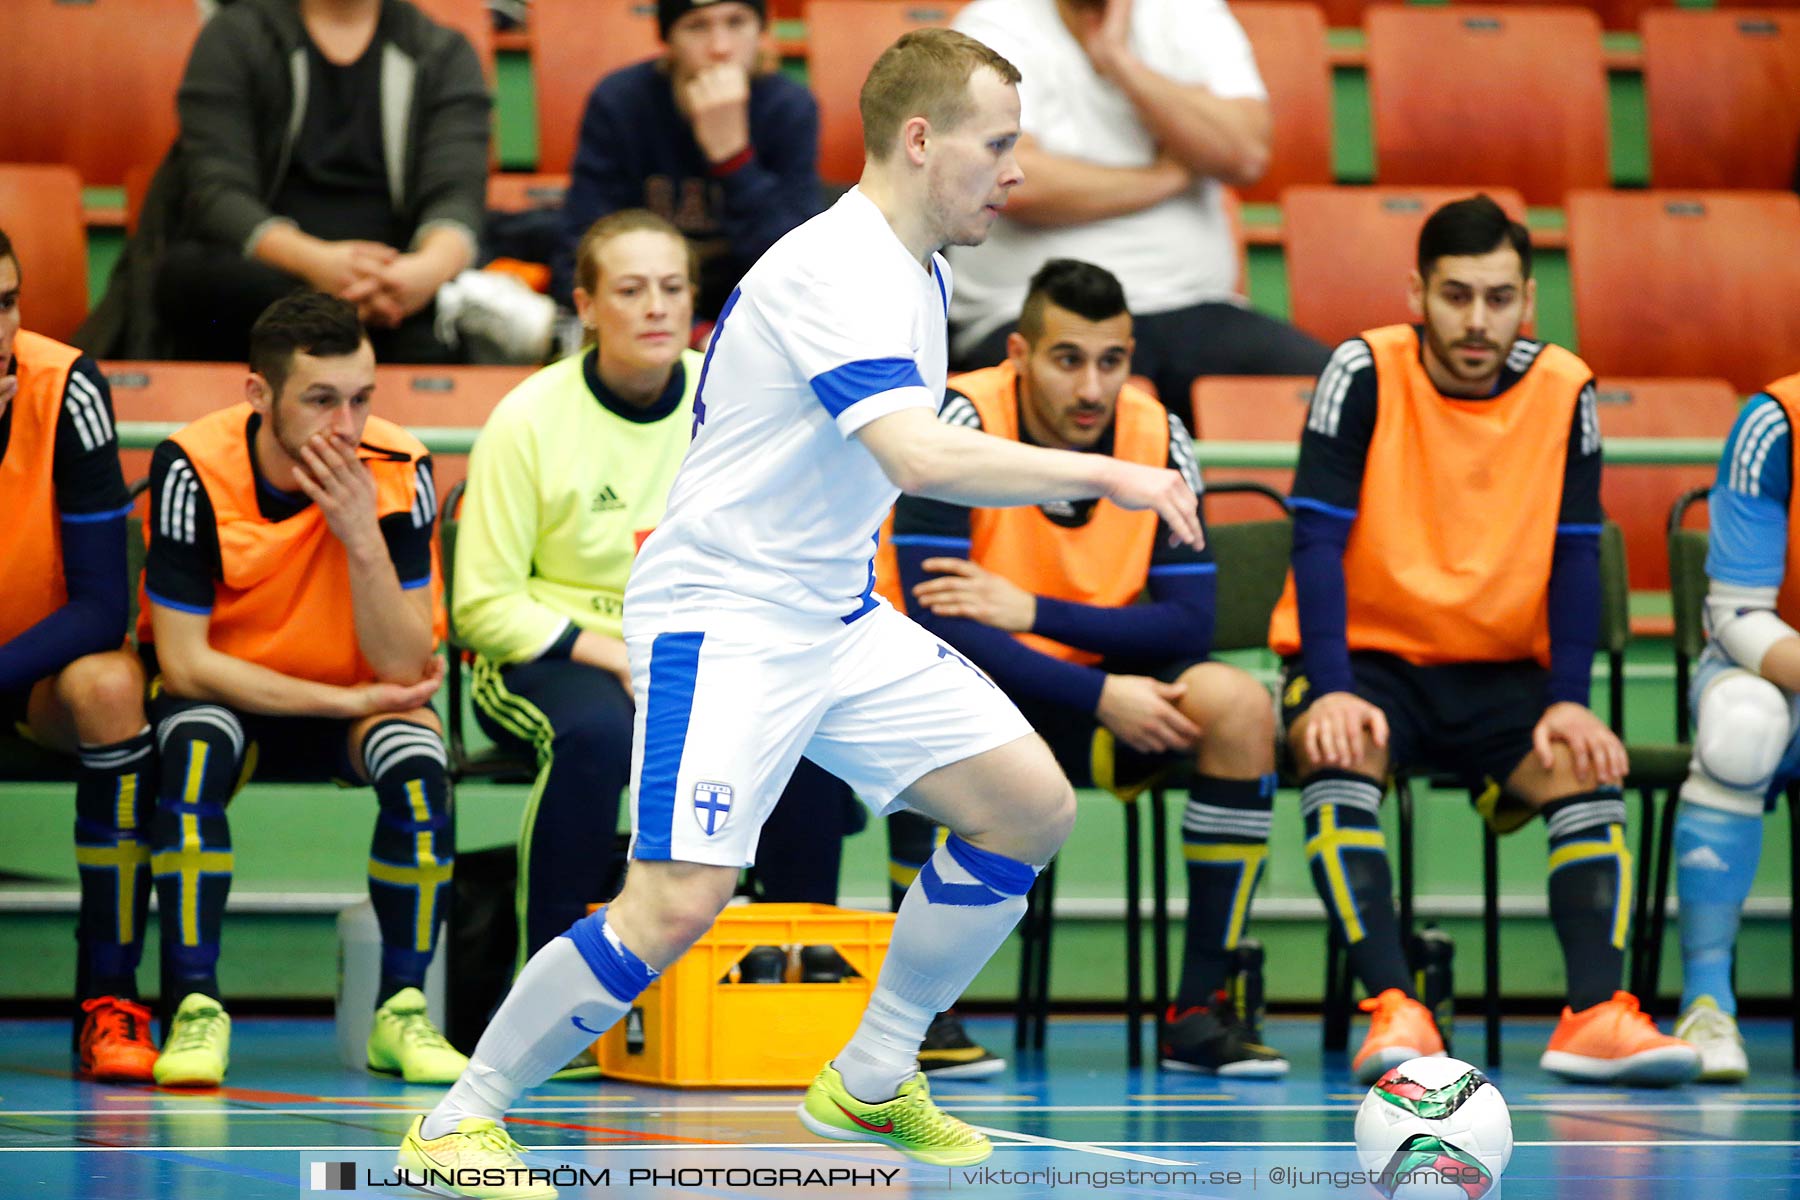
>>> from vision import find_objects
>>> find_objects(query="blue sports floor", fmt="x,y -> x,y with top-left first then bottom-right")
1,1013 -> 1795,1199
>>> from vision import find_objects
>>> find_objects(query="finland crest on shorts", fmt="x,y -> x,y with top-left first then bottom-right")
693,782 -> 734,836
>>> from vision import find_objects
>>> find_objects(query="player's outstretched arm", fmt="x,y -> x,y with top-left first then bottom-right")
150,604 -> 443,720
856,407 -> 1201,547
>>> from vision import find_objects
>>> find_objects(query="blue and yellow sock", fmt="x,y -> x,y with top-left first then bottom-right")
1543,790 -> 1631,1011
362,719 -> 453,1006
1177,773 -> 1274,1008
1302,770 -> 1411,996
151,706 -> 244,1011
74,729 -> 155,1001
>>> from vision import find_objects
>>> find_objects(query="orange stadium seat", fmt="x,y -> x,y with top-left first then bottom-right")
1365,6 -> 1608,205
1280,185 -> 1528,349
1189,375 -> 1314,524
1643,10 -> 1800,191
530,0 -> 665,175
1567,190 -> 1800,395
0,165 -> 88,344
103,363 -> 531,501
1308,0 -> 1381,27
101,362 -> 244,492
1455,0 -> 1677,32
1592,378 -> 1742,598
806,0 -> 969,186
0,0 -> 199,187
1229,3 -> 1334,204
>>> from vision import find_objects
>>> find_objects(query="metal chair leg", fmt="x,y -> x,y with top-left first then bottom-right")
1483,826 -> 1502,1068
1323,924 -> 1352,1052
1397,778 -> 1416,940
1646,792 -> 1679,1011
1789,786 -> 1799,1072
1629,787 -> 1660,1000
1015,864 -> 1048,1050
1034,861 -> 1053,1051
1124,798 -> 1143,1067
1151,786 -> 1171,1049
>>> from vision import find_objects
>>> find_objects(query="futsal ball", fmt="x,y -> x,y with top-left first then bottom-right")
1354,1056 -> 1513,1199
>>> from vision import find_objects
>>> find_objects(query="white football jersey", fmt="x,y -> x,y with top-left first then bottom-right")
625,188 -> 949,633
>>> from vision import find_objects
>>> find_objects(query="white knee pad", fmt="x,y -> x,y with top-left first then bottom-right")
1685,671 -> 1793,816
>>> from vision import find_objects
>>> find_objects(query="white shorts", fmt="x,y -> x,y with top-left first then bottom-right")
625,602 -> 1033,867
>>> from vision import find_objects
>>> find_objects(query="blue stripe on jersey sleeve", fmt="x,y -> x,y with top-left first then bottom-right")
810,357 -> 925,419
144,587 -> 213,616
1289,495 -> 1359,521
1706,393 -> 1791,589
62,501 -> 136,524
890,534 -> 972,551
1707,485 -> 1788,589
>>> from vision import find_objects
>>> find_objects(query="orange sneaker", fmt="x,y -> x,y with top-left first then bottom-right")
78,996 -> 158,1083
1353,987 -> 1446,1085
1539,991 -> 1700,1086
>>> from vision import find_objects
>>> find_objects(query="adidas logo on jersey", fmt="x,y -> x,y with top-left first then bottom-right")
591,485 -> 626,513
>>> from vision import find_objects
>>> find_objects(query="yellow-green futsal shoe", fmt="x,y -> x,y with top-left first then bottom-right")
367,988 -> 469,1084
397,1116 -> 557,1199
797,1063 -> 992,1165
152,993 -> 230,1087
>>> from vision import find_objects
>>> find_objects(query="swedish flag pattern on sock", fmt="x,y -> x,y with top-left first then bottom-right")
364,720 -> 453,991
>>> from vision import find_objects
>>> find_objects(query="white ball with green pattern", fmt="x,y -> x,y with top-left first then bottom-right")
1354,1055 -> 1514,1199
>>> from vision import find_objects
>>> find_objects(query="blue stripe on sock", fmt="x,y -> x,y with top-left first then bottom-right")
918,855 -> 1003,906
633,631 -> 705,860
562,911 -> 655,1002
944,835 -> 1037,896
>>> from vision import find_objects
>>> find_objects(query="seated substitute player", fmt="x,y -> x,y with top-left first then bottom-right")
0,227 -> 160,1081
1270,194 -> 1700,1086
398,30 -> 1199,1195
1667,371 -> 1800,1083
881,257 -> 1284,1077
140,292 -> 463,1088
454,209 -> 859,1007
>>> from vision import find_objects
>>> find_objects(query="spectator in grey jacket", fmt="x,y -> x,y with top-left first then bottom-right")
145,0 -> 492,363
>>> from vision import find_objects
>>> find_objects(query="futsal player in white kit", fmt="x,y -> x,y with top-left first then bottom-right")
397,29 -> 1200,1195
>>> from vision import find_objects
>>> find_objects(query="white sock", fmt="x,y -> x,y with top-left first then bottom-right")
834,836 -> 1035,1103
421,936 -> 637,1138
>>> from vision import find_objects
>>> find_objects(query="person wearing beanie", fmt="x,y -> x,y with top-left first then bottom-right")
658,0 -> 767,38
552,0 -> 821,324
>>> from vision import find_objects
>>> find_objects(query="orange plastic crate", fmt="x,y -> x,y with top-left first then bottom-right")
593,903 -> 894,1087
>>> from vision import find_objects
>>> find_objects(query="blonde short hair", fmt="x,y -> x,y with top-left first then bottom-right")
859,28 -> 1021,161
572,209 -> 697,298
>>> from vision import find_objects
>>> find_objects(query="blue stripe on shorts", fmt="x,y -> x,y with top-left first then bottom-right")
633,631 -> 706,860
